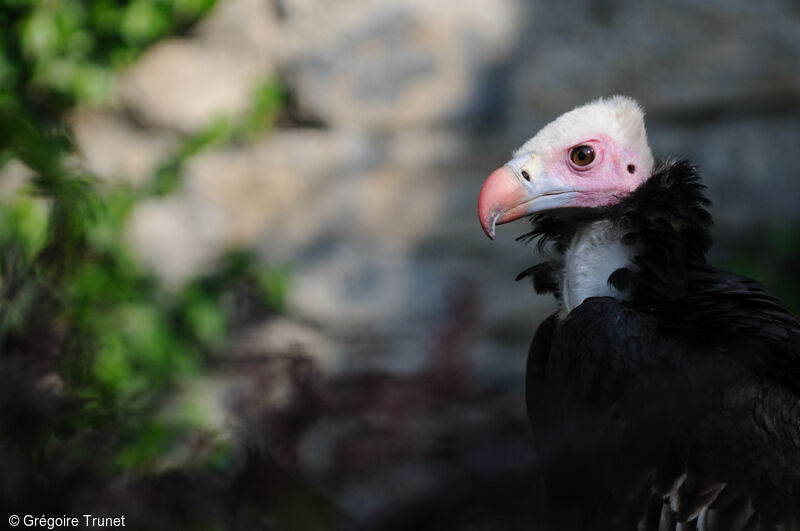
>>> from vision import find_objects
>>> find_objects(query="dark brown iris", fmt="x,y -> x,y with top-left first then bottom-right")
570,145 -> 595,167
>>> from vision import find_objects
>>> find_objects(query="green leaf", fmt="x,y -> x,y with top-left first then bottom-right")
94,333 -> 134,390
72,61 -> 115,104
0,194 -> 49,261
121,0 -> 172,44
21,8 -> 60,60
174,0 -> 217,18
182,290 -> 227,347
257,267 -> 290,311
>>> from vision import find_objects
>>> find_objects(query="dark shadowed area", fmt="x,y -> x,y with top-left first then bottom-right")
2,1 -> 800,529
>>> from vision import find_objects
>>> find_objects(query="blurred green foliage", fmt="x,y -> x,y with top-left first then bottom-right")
0,98 -> 287,486
1,0 -> 216,109
151,79 -> 286,195
0,0 -> 290,518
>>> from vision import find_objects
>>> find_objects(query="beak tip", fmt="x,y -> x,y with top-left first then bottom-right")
479,213 -> 498,240
478,165 -> 529,241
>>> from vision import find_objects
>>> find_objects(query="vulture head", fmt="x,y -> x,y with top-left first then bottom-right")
478,96 -> 655,239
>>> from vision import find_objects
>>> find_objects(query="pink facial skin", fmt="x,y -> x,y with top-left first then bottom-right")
541,134 -> 646,208
478,134 -> 648,238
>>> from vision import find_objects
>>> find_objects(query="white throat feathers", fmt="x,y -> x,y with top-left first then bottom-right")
560,220 -> 634,317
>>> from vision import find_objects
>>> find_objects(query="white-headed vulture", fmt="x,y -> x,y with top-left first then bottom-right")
478,96 -> 800,530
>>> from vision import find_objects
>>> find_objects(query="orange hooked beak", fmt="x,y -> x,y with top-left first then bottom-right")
478,153 -> 574,239
478,166 -> 536,239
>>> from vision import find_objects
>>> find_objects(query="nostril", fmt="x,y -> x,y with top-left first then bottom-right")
627,164 -> 635,174
521,170 -> 530,181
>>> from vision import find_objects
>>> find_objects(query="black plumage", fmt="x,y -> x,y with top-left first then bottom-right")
520,160 -> 800,530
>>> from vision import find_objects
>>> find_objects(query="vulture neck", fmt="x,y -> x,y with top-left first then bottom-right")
561,219 -> 633,316
517,160 -> 713,318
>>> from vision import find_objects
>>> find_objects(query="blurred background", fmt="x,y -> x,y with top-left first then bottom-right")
2,1 -> 800,529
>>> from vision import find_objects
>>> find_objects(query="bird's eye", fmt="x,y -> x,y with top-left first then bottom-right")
569,145 -> 595,167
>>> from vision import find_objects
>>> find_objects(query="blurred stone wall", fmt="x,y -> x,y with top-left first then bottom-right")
66,0 -> 800,527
